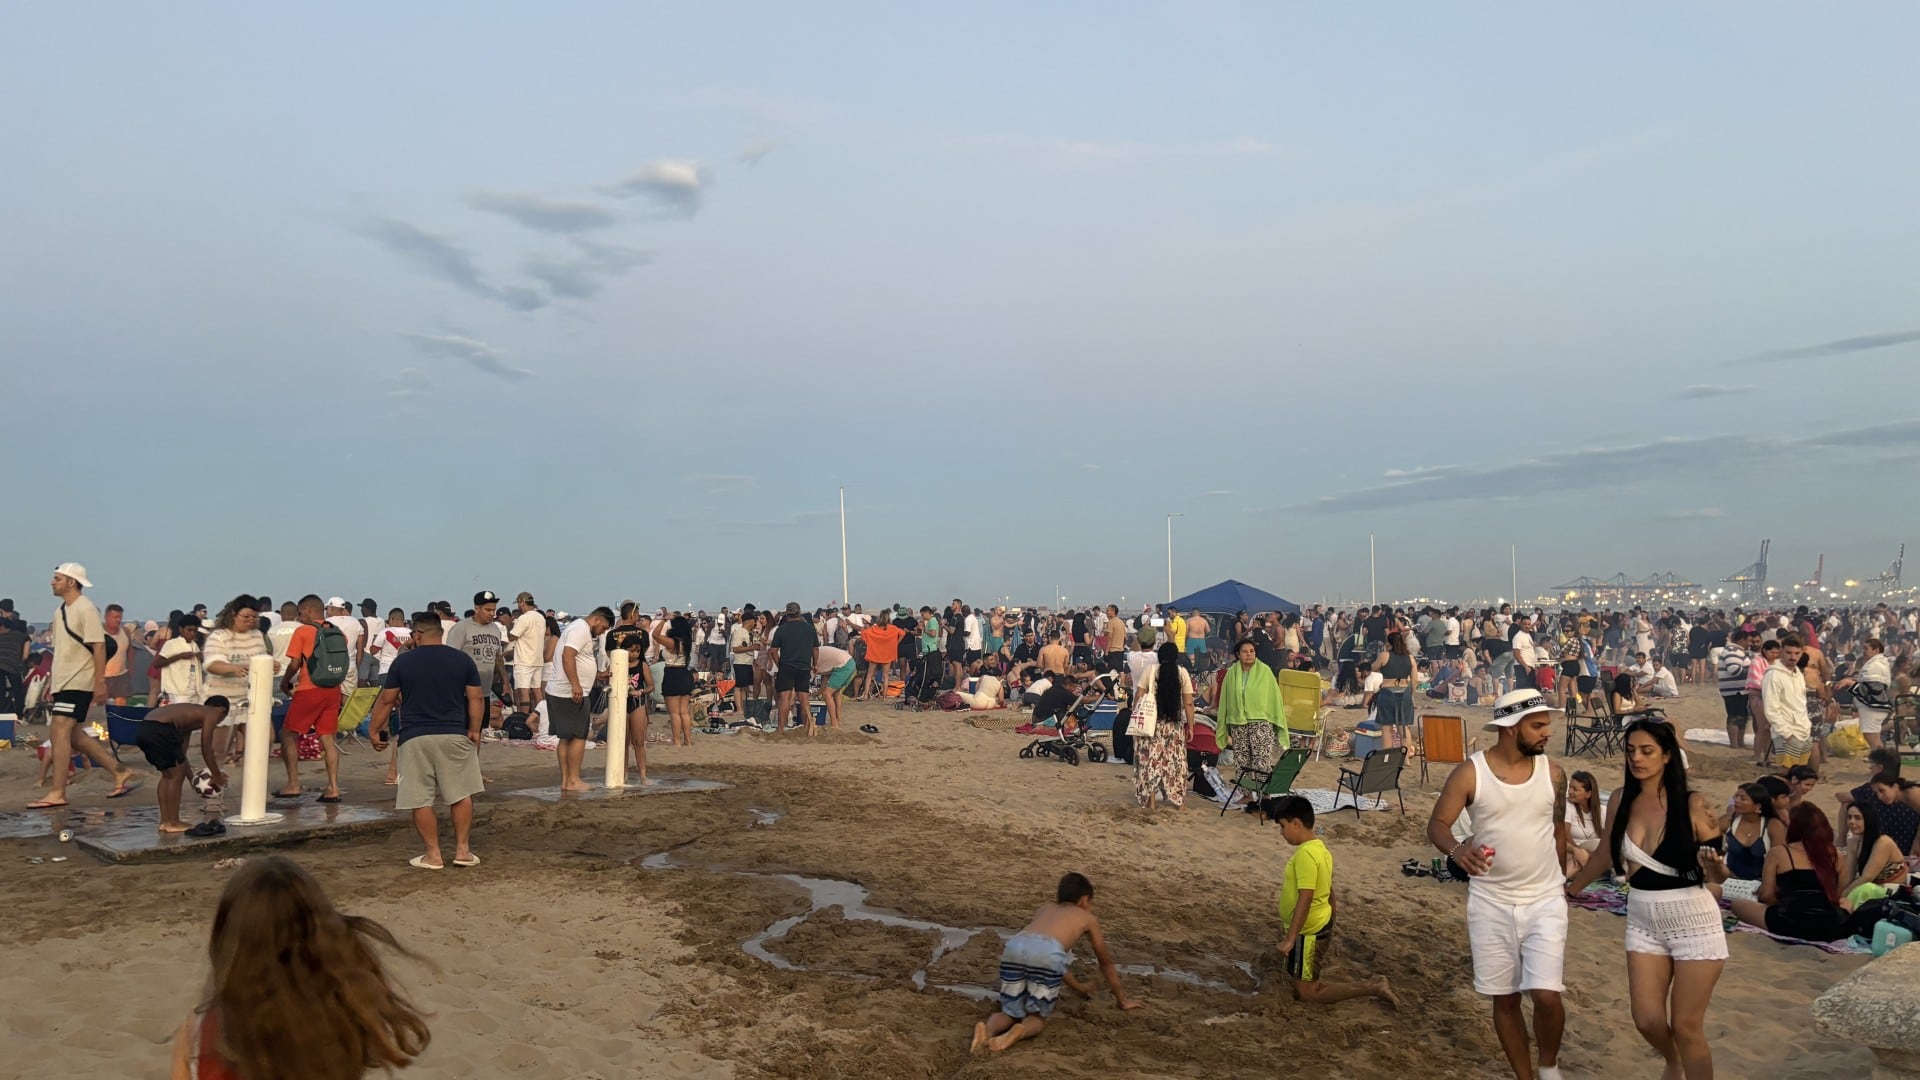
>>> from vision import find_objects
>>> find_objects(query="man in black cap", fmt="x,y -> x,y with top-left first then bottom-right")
445,591 -> 509,735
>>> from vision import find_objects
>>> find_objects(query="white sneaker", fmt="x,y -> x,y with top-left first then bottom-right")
1537,1066 -> 1564,1080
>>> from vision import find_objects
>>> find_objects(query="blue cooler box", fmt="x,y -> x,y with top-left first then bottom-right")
1350,722 -> 1382,759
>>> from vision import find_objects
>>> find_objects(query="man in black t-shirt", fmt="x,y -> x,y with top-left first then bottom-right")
770,602 -> 820,733
1033,674 -> 1082,725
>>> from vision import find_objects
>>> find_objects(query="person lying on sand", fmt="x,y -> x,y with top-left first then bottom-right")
1266,795 -> 1400,1009
134,698 -> 230,834
970,872 -> 1142,1055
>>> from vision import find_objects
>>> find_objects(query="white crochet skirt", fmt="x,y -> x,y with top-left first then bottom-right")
1624,886 -> 1728,961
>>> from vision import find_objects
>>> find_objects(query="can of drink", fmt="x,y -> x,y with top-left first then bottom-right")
1432,857 -> 1445,877
57,829 -> 72,843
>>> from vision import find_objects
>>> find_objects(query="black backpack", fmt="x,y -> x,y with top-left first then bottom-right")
503,711 -> 534,741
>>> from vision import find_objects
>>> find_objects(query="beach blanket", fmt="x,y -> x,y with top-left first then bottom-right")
1567,880 -> 1869,955
1684,728 -> 1731,746
1294,788 -> 1394,814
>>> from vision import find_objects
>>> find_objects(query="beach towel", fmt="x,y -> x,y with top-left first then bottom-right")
1684,728 -> 1731,746
1293,788 -> 1394,814
1567,880 -> 1870,955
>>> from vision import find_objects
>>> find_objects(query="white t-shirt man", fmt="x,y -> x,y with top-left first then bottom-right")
267,619 -> 300,678
1445,616 -> 1461,647
1362,670 -> 1385,724
545,618 -> 597,700
511,609 -> 547,675
158,636 -> 203,704
369,625 -> 411,676
327,613 -> 364,691
964,613 -> 983,651
1647,665 -> 1679,699
1125,649 -> 1158,692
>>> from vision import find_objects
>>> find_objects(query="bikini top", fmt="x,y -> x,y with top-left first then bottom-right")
1622,832 -> 1702,892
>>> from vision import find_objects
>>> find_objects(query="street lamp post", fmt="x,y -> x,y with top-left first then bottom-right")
1166,513 -> 1184,604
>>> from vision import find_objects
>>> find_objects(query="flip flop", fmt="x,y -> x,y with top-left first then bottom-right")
106,780 -> 141,799
317,794 -> 342,804
272,790 -> 303,799
1400,859 -> 1431,878
409,855 -> 444,871
452,853 -> 481,868
185,821 -> 226,838
26,799 -> 68,810
859,724 -> 880,734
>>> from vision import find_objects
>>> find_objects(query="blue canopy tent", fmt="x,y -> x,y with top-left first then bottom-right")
1167,579 -> 1300,617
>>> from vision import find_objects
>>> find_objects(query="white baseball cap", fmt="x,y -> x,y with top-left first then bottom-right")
325,597 -> 348,610
54,562 -> 92,588
1488,689 -> 1554,728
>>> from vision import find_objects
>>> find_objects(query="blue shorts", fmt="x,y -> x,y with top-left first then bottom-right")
1186,637 -> 1206,655
998,931 -> 1071,1019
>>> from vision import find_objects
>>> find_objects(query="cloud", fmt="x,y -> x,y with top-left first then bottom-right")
738,136 -> 780,166
383,367 -> 431,399
603,160 -> 711,218
465,190 -> 618,234
684,473 -> 754,496
1676,384 -> 1755,400
1190,489 -> 1236,500
957,133 -> 1281,167
1080,463 -> 1101,471
397,332 -> 531,381
1303,419 -> 1920,514
521,238 -> 653,300
1749,329 -> 1920,363
361,217 -> 545,311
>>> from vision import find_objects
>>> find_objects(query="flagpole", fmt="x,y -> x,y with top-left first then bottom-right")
1511,545 -> 1518,607
1369,534 -> 1377,605
839,484 -> 849,606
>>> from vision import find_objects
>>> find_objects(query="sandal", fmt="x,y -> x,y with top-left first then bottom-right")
1400,858 -> 1431,878
859,724 -> 879,734
185,820 -> 226,838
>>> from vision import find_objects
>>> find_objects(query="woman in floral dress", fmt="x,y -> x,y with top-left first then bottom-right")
1134,642 -> 1196,810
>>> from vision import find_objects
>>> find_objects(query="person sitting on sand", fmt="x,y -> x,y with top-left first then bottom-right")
171,855 -> 430,1080
1707,801 -> 1850,942
959,659 -> 1005,710
1266,795 -> 1400,1008
969,872 -> 1142,1055
134,697 -> 230,835
1563,771 -> 1602,876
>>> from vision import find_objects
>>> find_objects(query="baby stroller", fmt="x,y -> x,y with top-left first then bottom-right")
1017,683 -> 1114,766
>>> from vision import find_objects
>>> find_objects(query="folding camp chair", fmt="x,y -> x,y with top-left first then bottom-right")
1564,693 -> 1623,758
335,686 -> 381,748
1416,713 -> 1467,786
104,704 -> 151,763
1278,669 -> 1326,759
1219,745 -> 1310,819
1336,746 -> 1407,818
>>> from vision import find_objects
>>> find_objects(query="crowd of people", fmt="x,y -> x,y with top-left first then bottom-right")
8,562 -> 1920,1078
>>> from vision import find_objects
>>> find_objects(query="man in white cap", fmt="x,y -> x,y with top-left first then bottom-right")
1426,689 -> 1570,1080
324,598 -> 365,697
30,563 -> 139,808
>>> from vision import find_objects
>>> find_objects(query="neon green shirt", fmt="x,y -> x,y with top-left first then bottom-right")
1279,837 -> 1333,935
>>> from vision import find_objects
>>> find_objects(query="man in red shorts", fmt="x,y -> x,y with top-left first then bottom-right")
278,594 -> 344,801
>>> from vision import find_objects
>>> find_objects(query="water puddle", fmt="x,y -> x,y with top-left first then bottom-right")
642,812 -> 1259,1000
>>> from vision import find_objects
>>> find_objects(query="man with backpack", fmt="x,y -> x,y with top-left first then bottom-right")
278,594 -> 351,801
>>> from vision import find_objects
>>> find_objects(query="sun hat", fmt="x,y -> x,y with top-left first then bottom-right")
1488,689 -> 1554,728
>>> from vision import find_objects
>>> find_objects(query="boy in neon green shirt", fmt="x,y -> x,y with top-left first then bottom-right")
1268,795 -> 1401,1007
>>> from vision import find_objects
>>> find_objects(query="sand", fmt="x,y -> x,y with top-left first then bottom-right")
0,690 -> 1877,1079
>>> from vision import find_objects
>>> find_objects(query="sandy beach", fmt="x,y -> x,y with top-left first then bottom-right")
0,691 -> 1874,1079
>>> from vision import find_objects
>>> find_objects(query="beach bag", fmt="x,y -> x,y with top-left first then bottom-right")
296,729 -> 323,760
304,622 -> 351,688
1131,669 -> 1158,738
503,711 -> 534,741
1828,720 -> 1869,758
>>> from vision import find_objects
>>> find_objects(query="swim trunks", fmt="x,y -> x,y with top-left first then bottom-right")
998,931 -> 1070,1019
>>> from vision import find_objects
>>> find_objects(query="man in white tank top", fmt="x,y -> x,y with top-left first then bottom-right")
1426,689 -> 1570,1080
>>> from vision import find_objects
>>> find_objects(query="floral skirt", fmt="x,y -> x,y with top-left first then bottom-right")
1133,726 -> 1188,808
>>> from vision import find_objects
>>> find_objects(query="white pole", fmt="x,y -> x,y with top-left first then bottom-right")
839,484 -> 849,606
225,655 -> 283,826
1511,545 -> 1519,606
605,650 -> 629,789
1369,534 -> 1377,605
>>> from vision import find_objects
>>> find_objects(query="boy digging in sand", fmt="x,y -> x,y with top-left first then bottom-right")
970,872 -> 1143,1055
1266,794 -> 1401,1008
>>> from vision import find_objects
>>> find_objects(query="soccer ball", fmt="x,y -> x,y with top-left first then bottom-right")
192,769 -> 222,798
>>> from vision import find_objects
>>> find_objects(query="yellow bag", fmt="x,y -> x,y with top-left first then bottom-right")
1827,720 -> 1868,758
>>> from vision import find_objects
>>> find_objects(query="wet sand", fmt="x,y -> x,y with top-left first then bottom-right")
0,692 -> 1874,1078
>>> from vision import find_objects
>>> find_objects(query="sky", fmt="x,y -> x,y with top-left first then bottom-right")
3,2 -> 1918,617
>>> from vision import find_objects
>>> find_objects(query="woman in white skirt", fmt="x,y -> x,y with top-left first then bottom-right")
1566,718 -> 1726,1080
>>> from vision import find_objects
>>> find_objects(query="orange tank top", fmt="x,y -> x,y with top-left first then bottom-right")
193,1011 -> 240,1080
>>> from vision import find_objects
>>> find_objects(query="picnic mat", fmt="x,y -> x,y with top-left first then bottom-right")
1294,788 -> 1395,814
1684,728 -> 1732,746
1567,880 -> 1869,955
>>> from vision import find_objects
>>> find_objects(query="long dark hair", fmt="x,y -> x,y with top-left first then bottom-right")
1786,802 -> 1841,904
1738,781 -> 1776,823
1154,642 -> 1183,723
1608,719 -> 1700,883
667,615 -> 694,660
1850,797 -> 1887,878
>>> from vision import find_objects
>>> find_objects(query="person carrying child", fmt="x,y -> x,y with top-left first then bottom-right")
970,872 -> 1143,1055
1267,794 -> 1401,1008
134,697 -> 231,835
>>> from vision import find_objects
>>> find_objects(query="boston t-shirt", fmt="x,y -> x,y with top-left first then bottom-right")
382,644 -> 481,743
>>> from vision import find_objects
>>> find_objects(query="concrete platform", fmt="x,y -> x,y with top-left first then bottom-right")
72,802 -> 399,864
0,802 -> 142,841
502,777 -> 729,802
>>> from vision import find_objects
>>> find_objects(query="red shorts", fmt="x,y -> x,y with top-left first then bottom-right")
283,686 -> 343,736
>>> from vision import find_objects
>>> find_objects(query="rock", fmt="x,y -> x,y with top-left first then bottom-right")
1812,945 -> 1920,1079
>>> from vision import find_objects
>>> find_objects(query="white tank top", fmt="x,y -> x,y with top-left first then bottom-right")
1467,750 -> 1561,904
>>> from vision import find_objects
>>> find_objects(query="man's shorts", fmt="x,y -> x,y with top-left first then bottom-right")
1857,706 -> 1889,736
1722,694 -> 1750,727
947,638 -> 967,662
547,695 -> 591,740
512,664 -> 543,691
1773,734 -> 1813,768
1186,636 -> 1206,655
282,686 -> 343,736
1466,890 -> 1567,996
49,690 -> 94,721
394,734 -> 485,811
734,664 -> 756,688
998,931 -> 1070,1019
136,720 -> 188,771
1287,924 -> 1332,982
776,666 -> 811,694
825,660 -> 857,691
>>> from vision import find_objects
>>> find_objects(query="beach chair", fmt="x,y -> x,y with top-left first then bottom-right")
336,686 -> 381,747
1278,669 -> 1326,759
20,668 -> 50,726
1218,745 -> 1310,819
103,704 -> 151,763
1336,746 -> 1407,818
1416,713 -> 1467,786
1563,691 -> 1620,758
